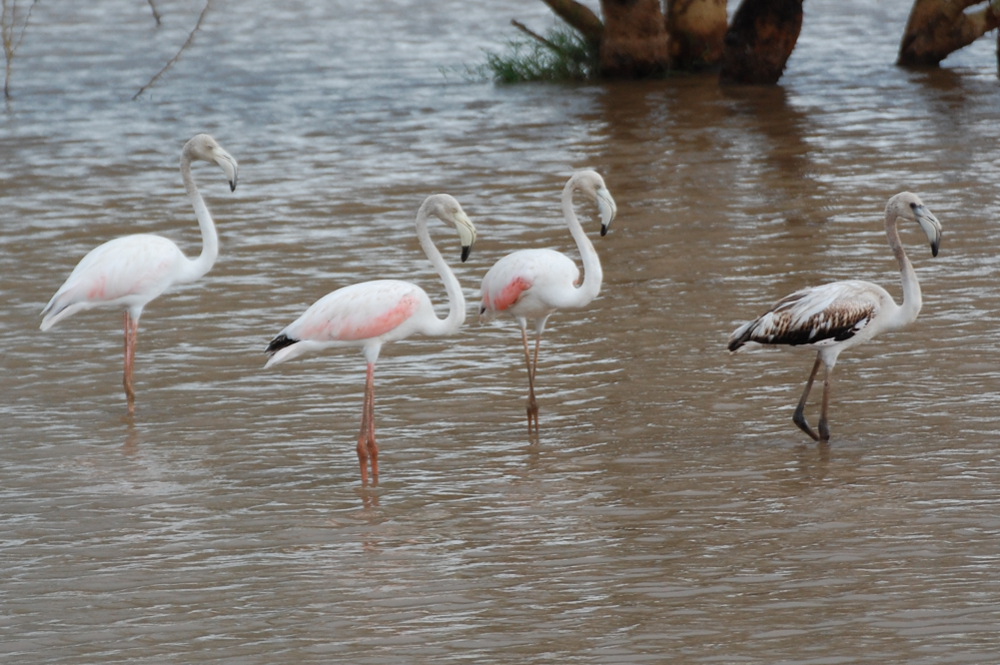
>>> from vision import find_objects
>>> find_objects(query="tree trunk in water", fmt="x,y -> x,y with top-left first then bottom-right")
666,0 -> 729,69
719,0 -> 803,84
599,0 -> 671,77
898,0 -> 1000,67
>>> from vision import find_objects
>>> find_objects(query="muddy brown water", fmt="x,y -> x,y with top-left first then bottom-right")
3,1 -> 1000,663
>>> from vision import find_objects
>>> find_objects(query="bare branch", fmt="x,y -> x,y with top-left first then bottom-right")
537,0 -> 604,47
511,19 -> 566,54
147,0 -> 163,26
133,0 -> 212,100
3,0 -> 38,100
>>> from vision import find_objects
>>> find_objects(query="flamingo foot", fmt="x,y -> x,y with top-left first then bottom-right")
124,382 -> 136,416
818,418 -> 831,443
356,433 -> 380,486
526,398 -> 540,439
368,437 -> 379,487
792,406 -> 821,442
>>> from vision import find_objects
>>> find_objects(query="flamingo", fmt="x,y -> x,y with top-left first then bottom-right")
264,194 -> 477,486
479,170 -> 617,436
40,134 -> 238,415
727,191 -> 943,442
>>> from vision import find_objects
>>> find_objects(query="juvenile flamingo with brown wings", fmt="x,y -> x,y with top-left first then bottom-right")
728,192 -> 942,442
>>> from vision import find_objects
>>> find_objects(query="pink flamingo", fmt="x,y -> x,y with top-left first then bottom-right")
728,192 -> 942,442
264,194 -> 477,486
479,170 -> 617,436
40,134 -> 238,415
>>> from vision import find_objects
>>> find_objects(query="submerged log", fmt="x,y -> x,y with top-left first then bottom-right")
719,0 -> 803,85
898,0 -> 1000,67
599,0 -> 671,78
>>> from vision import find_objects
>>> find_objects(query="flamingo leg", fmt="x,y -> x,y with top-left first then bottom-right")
356,362 -> 379,486
367,363 -> 379,484
818,364 -> 833,443
792,355 -> 822,442
123,311 -> 139,416
520,326 -> 540,436
529,330 -> 544,437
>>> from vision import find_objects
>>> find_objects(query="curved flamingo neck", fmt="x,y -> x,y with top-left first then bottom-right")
886,207 -> 921,330
562,181 -> 603,307
416,210 -> 466,336
178,153 -> 219,284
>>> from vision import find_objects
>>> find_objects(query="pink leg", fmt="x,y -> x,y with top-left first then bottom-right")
123,311 -> 139,416
520,326 -> 539,437
356,362 -> 379,486
367,363 -> 379,484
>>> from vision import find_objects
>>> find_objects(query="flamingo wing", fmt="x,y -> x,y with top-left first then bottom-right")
290,280 -> 424,342
266,279 -> 429,364
41,234 -> 184,329
729,280 -> 882,351
480,248 -> 580,316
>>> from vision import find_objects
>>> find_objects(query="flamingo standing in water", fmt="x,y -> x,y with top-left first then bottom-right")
40,134 -> 238,415
728,192 -> 943,442
264,194 -> 477,486
479,170 -> 617,436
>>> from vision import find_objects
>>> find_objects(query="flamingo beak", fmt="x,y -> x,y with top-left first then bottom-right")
454,210 -> 476,263
914,205 -> 942,257
597,187 -> 617,237
215,150 -> 239,192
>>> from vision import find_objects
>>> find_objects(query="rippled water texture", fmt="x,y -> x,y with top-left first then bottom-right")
3,1 -> 1000,663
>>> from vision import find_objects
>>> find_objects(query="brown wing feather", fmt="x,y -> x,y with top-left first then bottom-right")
729,282 -> 881,351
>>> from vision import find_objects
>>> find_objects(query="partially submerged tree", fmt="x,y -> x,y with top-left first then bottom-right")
667,0 -> 729,69
537,0 -> 728,77
898,0 -> 1000,66
719,0 -> 803,85
599,0 -> 672,77
526,0 -> 1000,83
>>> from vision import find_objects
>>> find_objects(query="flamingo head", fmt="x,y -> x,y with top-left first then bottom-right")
890,192 -> 942,257
184,134 -> 239,192
570,170 -> 617,237
422,193 -> 477,263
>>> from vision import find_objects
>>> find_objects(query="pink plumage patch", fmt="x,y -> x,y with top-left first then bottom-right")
86,276 -> 109,300
315,293 -> 420,341
488,276 -> 532,312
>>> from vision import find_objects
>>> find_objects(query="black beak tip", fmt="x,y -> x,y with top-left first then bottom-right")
600,224 -> 609,237
461,245 -> 472,263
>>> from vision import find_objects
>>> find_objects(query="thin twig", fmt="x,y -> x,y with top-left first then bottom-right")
13,0 -> 37,51
2,0 -> 39,100
146,0 -> 162,26
511,19 -> 568,55
133,0 -> 211,100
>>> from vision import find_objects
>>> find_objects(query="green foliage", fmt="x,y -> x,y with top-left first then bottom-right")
473,27 -> 599,83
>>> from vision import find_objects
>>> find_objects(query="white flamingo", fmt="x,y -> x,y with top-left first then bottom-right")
40,134 -> 238,415
264,194 -> 477,486
479,170 -> 617,436
728,191 -> 943,442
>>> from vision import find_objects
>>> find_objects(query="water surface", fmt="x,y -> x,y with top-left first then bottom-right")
3,1 -> 1000,663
